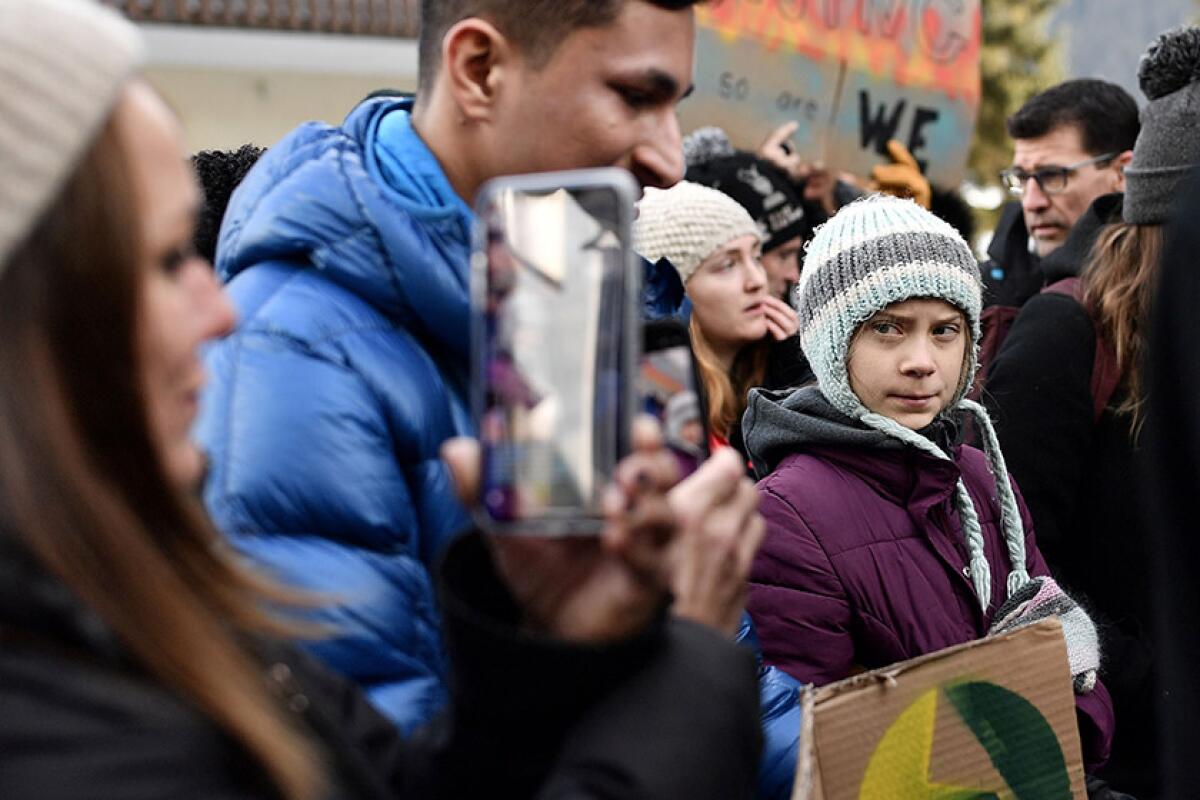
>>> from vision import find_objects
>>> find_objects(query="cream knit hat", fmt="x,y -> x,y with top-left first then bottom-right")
634,181 -> 760,284
0,0 -> 145,269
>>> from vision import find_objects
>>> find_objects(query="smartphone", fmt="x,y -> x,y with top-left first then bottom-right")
470,168 -> 640,534
639,319 -> 709,478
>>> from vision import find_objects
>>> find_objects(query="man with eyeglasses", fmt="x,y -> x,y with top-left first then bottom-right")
983,79 -> 1139,308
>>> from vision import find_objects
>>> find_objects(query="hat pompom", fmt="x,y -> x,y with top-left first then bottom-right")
683,126 -> 735,169
1138,26 -> 1200,100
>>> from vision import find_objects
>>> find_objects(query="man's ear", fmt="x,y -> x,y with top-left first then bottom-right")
1112,149 -> 1134,192
441,18 -> 513,123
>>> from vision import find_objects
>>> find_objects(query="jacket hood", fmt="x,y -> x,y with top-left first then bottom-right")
1039,192 -> 1124,284
742,385 -> 969,478
214,97 -> 473,362
743,385 -> 964,507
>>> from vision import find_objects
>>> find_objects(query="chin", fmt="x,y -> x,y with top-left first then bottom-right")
165,441 -> 207,493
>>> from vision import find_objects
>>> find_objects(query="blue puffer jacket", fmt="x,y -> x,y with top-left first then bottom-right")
195,98 -> 472,733
737,615 -> 802,799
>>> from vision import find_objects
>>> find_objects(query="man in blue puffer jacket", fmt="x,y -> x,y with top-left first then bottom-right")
197,0 -> 706,734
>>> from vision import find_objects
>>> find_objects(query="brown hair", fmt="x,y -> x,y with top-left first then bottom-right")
689,316 -> 769,439
0,116 -> 324,799
417,0 -> 703,93
1082,221 -> 1163,428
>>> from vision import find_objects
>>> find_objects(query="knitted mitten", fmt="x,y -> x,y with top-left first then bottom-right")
989,575 -> 1100,694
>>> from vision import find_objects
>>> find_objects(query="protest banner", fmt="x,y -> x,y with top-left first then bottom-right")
793,619 -> 1087,800
680,0 -> 981,187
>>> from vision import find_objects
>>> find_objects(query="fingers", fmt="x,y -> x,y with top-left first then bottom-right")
630,413 -> 665,454
671,447 -> 744,512
608,486 -> 677,586
870,163 -> 917,187
440,437 -> 481,505
760,120 -> 800,153
669,470 -> 764,636
885,139 -> 919,169
761,296 -> 799,339
735,500 -> 767,570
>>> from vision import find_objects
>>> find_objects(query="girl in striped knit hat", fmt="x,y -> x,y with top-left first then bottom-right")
739,194 -> 1115,771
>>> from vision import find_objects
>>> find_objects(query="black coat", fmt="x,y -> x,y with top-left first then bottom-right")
0,532 -> 762,800
982,194 -> 1158,797
981,201 -> 1042,308
1143,167 -> 1200,800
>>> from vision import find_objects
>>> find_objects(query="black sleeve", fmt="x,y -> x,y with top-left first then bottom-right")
1143,168 -> 1200,798
259,530 -> 761,800
763,334 -> 814,391
982,292 -> 1095,571
424,531 -> 761,800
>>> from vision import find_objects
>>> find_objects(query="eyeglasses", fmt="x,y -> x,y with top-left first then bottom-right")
999,153 -> 1117,196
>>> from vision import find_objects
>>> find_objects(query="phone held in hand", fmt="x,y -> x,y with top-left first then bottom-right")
470,168 -> 640,535
639,319 -> 709,478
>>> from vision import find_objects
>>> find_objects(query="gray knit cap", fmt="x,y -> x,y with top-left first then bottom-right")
0,0 -> 145,269
798,194 -> 1031,611
1124,26 -> 1200,225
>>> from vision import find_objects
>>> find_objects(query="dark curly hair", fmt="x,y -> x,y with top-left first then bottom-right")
191,144 -> 266,264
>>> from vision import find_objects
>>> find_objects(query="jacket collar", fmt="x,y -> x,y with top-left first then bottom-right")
805,442 -> 963,512
986,200 -> 1037,273
1039,192 -> 1124,284
215,97 -> 473,364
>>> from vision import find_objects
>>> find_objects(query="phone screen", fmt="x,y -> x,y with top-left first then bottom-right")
639,320 -> 709,477
472,170 -> 638,533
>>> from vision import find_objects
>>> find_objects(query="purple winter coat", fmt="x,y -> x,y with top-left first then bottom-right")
741,387 -> 1114,770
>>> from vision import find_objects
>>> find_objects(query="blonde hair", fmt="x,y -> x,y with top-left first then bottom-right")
1082,221 -> 1162,430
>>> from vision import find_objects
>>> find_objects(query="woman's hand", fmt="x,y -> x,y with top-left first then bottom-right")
762,295 -> 799,341
757,121 -> 807,183
668,448 -> 766,636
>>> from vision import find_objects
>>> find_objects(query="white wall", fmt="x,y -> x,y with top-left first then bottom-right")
137,24 -> 418,153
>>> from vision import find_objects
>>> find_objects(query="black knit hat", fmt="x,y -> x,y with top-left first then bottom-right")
686,152 -> 811,253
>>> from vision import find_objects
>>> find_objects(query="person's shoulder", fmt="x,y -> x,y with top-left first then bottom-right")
0,645 -> 248,799
758,450 -> 844,498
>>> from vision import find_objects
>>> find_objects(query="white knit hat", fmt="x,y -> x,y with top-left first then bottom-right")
634,181 -> 760,284
0,0 -> 145,269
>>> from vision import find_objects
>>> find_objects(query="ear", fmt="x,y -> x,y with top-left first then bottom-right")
1111,149 -> 1134,192
441,18 -> 514,123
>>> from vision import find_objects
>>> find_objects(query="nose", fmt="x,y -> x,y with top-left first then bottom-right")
782,251 -> 800,283
188,260 -> 238,341
898,337 -> 937,378
1020,175 -> 1050,212
631,109 -> 685,190
744,254 -> 767,292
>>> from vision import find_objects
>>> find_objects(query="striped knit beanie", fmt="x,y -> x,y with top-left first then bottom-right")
798,194 -> 1031,611
0,0 -> 145,270
634,181 -> 760,284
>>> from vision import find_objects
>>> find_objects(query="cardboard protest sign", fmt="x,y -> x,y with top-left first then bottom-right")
681,0 -> 981,187
793,619 -> 1087,800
